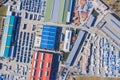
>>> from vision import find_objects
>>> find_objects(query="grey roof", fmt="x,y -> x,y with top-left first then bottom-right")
66,30 -> 86,66
99,13 -> 120,47
51,0 -> 60,23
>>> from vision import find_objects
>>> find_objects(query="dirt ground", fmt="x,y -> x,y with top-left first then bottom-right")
102,0 -> 120,16
70,76 -> 120,80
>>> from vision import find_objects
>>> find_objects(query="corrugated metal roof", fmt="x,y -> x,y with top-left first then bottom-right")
86,15 -> 95,27
0,15 -> 16,57
63,30 -> 72,52
40,25 -> 57,50
51,0 -> 60,22
30,52 -> 53,80
66,30 -> 86,66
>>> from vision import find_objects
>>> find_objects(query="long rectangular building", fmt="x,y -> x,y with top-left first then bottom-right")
97,13 -> 120,47
86,15 -> 96,27
30,51 -> 53,80
66,30 -> 87,66
63,30 -> 72,52
40,25 -> 57,50
66,0 -> 74,23
0,15 -> 16,57
45,0 -> 72,24
30,51 -> 60,80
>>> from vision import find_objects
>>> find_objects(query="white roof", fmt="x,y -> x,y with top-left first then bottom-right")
63,30 -> 72,52
34,36 -> 41,47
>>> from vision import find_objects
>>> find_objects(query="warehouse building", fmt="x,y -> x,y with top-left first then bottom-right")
97,13 -> 120,47
40,25 -> 61,50
66,30 -> 87,66
30,51 -> 60,80
45,0 -> 74,24
63,30 -> 72,52
66,0 -> 74,23
86,15 -> 96,27
30,52 -> 53,80
0,15 -> 17,58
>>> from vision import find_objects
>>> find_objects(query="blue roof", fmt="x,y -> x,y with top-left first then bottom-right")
0,15 -> 16,57
87,2 -> 93,9
40,25 -> 57,50
5,15 -> 15,25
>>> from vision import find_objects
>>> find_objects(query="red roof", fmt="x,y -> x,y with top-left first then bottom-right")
30,51 -> 53,80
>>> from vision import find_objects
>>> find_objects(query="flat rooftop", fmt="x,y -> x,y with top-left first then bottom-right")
66,30 -> 87,66
40,25 -> 57,50
97,13 -> 120,47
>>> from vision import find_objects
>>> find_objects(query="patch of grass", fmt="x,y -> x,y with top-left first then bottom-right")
0,17 -> 2,28
62,51 -> 69,61
44,0 -> 54,22
0,5 -> 7,16
0,17 -> 2,48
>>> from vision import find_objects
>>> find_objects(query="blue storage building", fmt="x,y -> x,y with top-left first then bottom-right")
40,25 -> 57,50
0,15 -> 16,57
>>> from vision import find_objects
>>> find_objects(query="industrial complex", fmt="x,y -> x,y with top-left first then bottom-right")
0,0 -> 120,80
45,0 -> 73,24
0,15 -> 17,58
30,51 -> 53,80
97,13 -> 120,47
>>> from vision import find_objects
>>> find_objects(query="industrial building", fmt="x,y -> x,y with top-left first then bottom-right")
16,32 -> 34,63
45,0 -> 73,24
30,51 -> 60,80
66,0 -> 73,23
40,25 -> 59,50
30,52 -> 53,80
63,30 -> 72,52
0,15 -> 16,58
66,30 -> 87,66
20,0 -> 46,16
86,15 -> 96,27
97,13 -> 120,47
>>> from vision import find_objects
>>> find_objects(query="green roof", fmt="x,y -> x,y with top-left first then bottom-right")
44,0 -> 69,24
58,0 -> 66,23
44,0 -> 54,21
62,0 -> 69,24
